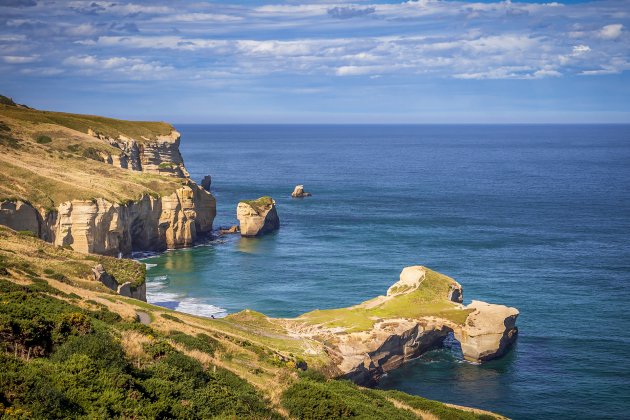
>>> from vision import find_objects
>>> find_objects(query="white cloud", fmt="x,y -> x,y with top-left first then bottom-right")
1,55 -> 39,63
598,24 -> 623,40
62,55 -> 174,79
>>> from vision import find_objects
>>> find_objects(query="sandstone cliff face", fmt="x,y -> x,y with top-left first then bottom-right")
88,129 -> 189,178
0,183 -> 215,257
283,265 -> 518,385
237,197 -> 280,237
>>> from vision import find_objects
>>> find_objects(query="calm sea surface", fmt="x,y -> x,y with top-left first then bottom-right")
141,125 -> 630,419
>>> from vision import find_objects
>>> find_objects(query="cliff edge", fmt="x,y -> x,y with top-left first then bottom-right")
0,97 -> 215,256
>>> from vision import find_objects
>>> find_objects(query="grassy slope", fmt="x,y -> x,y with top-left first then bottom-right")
0,103 -> 185,210
0,227 -> 501,419
298,269 -> 474,333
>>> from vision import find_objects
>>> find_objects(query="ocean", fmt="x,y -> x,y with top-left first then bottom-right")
141,124 -> 630,419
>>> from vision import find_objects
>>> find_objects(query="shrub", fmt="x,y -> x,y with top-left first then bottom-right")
160,313 -> 182,323
168,331 -> 218,355
82,147 -> 104,162
35,135 -> 52,144
51,332 -> 129,372
281,380 -> 354,419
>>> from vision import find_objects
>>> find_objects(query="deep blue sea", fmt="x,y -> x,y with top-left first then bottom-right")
141,125 -> 630,419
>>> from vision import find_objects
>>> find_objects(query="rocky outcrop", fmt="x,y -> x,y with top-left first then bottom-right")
87,128 -> 188,178
92,264 -> 146,301
237,197 -> 279,237
0,182 -> 215,257
291,185 -> 312,198
219,225 -> 240,235
201,175 -> 212,191
455,300 -> 519,362
283,265 -> 518,386
0,200 -> 42,236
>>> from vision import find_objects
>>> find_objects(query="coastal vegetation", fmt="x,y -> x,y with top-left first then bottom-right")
0,225 -> 500,419
0,99 -> 184,209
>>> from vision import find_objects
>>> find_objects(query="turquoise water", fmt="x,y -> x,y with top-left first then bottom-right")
142,125 -> 630,419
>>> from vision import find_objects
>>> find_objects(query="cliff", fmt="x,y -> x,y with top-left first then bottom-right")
279,265 -> 519,385
0,225 -> 503,419
0,99 -> 215,256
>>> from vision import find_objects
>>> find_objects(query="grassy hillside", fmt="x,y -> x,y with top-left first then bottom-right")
0,226 -> 501,419
0,102 -> 185,210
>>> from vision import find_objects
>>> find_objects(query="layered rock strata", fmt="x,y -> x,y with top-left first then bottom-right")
87,128 -> 188,178
0,183 -> 215,257
237,197 -> 280,237
282,265 -> 519,386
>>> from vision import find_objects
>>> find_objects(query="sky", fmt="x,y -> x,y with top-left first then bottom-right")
1,0 -> 629,123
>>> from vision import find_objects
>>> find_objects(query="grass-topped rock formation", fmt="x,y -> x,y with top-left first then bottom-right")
0,225 -> 504,419
281,265 -> 519,385
0,96 -> 215,256
237,196 -> 280,236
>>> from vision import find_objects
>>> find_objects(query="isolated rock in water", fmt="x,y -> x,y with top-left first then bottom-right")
455,300 -> 519,362
219,225 -> 239,234
291,185 -> 312,198
237,197 -> 279,237
201,175 -> 212,191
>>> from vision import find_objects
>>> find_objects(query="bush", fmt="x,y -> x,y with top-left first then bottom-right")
168,330 -> 218,355
281,380 -> 355,419
35,135 -> 52,144
160,313 -> 182,323
82,147 -> 104,162
52,332 -> 129,372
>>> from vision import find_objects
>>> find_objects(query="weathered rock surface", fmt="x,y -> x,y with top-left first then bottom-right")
455,300 -> 519,362
237,197 -> 279,237
87,128 -> 188,178
291,184 -> 312,198
92,263 -> 146,301
282,265 -> 518,385
0,200 -> 42,237
0,182 -> 215,257
219,225 -> 240,235
201,175 -> 212,191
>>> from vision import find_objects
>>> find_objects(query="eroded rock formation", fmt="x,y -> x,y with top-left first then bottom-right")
92,263 -> 146,301
291,185 -> 312,198
1,183 -> 215,257
237,197 -> 280,237
87,128 -> 189,178
281,265 -> 519,385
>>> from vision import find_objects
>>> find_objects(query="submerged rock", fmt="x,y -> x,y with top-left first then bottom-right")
291,185 -> 312,198
237,197 -> 279,237
219,225 -> 240,234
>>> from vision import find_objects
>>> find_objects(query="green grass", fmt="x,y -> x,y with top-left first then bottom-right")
299,268 -> 473,333
0,103 -> 173,142
240,196 -> 274,214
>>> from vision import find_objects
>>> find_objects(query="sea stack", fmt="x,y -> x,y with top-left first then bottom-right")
291,184 -> 312,198
237,196 -> 280,237
201,175 -> 212,191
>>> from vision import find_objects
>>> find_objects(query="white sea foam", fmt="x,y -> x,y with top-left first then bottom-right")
145,263 -> 157,270
146,274 -> 227,318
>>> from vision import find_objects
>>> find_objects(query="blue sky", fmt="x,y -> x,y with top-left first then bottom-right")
1,0 -> 629,123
